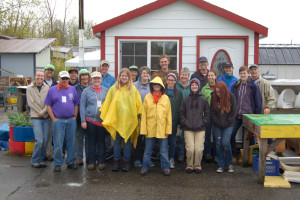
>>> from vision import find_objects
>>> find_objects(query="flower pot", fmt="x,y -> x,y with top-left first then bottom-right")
12,126 -> 35,142
9,140 -> 25,156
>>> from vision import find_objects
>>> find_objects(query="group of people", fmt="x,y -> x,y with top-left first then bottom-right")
26,53 -> 276,176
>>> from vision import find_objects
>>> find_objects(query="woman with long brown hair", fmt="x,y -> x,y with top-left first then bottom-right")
100,68 -> 142,172
210,82 -> 236,173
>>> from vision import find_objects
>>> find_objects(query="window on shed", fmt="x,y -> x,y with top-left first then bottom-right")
120,40 -> 178,73
121,42 -> 147,68
211,50 -> 231,77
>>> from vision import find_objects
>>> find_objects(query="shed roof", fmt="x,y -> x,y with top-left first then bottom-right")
93,0 -> 268,37
0,38 -> 56,54
259,44 -> 300,65
51,46 -> 73,53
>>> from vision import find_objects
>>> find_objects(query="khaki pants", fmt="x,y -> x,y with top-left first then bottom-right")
184,130 -> 205,169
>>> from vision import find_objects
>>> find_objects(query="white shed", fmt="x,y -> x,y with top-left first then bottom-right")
92,0 -> 268,78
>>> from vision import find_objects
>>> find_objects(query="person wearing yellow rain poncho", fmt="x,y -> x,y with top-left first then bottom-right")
139,77 -> 172,176
100,68 -> 142,172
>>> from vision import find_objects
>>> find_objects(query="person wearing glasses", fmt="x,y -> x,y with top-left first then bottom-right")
44,71 -> 80,172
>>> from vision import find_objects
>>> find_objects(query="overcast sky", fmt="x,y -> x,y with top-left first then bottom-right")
56,0 -> 300,44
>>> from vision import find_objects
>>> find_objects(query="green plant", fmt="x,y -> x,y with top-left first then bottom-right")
7,112 -> 31,127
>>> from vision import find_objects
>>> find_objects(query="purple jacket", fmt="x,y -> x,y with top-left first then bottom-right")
231,79 -> 262,116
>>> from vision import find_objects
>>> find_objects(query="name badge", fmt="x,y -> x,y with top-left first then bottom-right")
97,100 -> 102,107
62,96 -> 67,103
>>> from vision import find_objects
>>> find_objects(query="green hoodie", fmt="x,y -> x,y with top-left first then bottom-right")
201,83 -> 213,105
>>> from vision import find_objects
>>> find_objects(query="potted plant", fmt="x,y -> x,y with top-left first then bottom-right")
7,111 -> 34,142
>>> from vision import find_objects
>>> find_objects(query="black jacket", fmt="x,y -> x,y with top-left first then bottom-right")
210,92 -> 237,128
179,92 -> 209,132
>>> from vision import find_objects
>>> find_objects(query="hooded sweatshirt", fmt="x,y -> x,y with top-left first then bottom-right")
179,78 -> 210,132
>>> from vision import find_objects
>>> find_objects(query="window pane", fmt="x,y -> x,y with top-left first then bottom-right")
165,42 -> 177,55
122,56 -> 134,68
135,56 -> 147,67
169,57 -> 177,71
151,56 -> 160,71
212,51 -> 230,77
122,43 -> 134,55
151,42 -> 163,55
135,43 -> 147,55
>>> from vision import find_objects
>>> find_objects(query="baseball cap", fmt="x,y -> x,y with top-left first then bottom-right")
129,65 -> 138,71
58,71 -> 70,78
44,64 -> 55,71
68,67 -> 78,73
198,56 -> 208,63
91,71 -> 102,78
249,64 -> 259,69
100,60 -> 110,66
224,61 -> 233,68
79,69 -> 90,76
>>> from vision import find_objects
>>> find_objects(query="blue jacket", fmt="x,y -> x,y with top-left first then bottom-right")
80,86 -> 109,123
101,73 -> 116,89
231,79 -> 262,115
217,74 -> 238,92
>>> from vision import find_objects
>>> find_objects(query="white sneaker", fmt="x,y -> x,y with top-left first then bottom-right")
170,159 -> 175,169
228,165 -> 234,173
216,167 -> 224,173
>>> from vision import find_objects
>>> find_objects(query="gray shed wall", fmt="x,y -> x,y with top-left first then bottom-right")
0,53 -> 34,78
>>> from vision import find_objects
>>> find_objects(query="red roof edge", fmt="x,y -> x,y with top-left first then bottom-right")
93,0 -> 268,37
93,0 -> 176,34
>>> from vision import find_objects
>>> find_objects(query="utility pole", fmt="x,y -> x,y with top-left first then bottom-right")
79,0 -> 84,68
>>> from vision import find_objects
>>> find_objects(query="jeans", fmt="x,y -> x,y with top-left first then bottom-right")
168,132 -> 177,159
142,137 -> 170,170
113,133 -> 131,161
213,125 -> 234,168
134,134 -> 144,162
87,122 -> 106,164
184,130 -> 205,169
75,126 -> 88,160
31,118 -> 50,164
52,118 -> 76,166
204,119 -> 213,156
176,129 -> 185,159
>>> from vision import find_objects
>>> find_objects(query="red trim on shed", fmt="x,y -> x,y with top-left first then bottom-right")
100,31 -> 105,60
210,49 -> 232,70
93,0 -> 268,37
254,32 -> 259,65
114,36 -> 182,77
197,36 -> 249,70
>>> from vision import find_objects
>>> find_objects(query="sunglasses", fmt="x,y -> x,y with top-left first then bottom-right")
61,77 -> 69,80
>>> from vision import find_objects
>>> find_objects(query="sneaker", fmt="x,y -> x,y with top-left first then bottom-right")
140,168 -> 148,175
112,160 -> 120,172
76,158 -> 84,165
170,159 -> 175,169
31,163 -> 41,168
87,164 -> 95,170
228,165 -> 234,173
151,161 -> 155,167
67,163 -> 78,170
54,165 -> 61,172
162,169 -> 171,176
39,162 -> 47,168
216,167 -> 224,173
194,168 -> 202,174
185,168 -> 193,173
122,161 -> 130,172
98,163 -> 106,170
134,160 -> 142,167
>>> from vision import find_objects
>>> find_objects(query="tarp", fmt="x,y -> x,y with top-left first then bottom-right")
65,50 -> 100,67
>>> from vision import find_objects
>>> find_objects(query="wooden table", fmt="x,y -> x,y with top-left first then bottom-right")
242,114 -> 300,184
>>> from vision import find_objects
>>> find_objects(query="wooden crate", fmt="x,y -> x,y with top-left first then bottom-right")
0,76 -> 9,89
